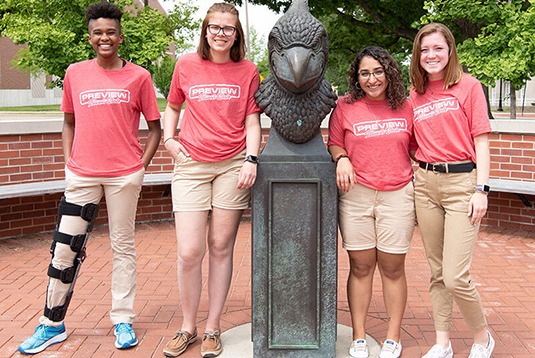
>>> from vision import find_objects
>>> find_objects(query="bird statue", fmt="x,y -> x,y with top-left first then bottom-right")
254,0 -> 337,144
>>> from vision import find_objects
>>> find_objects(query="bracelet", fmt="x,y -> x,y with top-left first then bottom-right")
335,154 -> 350,164
163,137 -> 174,145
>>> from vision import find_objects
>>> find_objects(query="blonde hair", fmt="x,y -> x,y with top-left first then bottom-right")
410,23 -> 463,94
197,2 -> 245,62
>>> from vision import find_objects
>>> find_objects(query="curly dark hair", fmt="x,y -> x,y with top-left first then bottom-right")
345,46 -> 406,110
85,1 -> 123,28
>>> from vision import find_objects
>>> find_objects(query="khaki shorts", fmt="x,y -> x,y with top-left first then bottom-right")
338,181 -> 415,254
172,149 -> 250,211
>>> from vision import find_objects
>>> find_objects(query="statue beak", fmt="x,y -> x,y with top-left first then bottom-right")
286,46 -> 311,89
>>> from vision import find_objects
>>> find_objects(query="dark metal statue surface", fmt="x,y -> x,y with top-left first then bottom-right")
254,0 -> 337,144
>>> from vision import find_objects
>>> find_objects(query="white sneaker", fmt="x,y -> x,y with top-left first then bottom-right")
349,339 -> 369,358
379,339 -> 402,358
422,341 -> 454,358
468,331 -> 495,358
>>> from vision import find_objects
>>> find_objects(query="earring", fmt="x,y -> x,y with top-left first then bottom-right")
356,82 -> 361,89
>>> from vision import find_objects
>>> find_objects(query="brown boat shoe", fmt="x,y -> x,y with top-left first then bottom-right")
163,328 -> 197,357
201,330 -> 222,357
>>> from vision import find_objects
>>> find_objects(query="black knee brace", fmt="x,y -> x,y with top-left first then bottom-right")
44,197 -> 99,322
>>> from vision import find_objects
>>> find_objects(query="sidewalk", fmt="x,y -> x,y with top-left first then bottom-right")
492,112 -> 535,119
1,220 -> 534,358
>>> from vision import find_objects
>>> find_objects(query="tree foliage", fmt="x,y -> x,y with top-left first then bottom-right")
248,26 -> 270,79
424,0 -> 535,90
0,0 -> 199,88
230,0 -> 425,92
423,0 -> 534,117
233,0 -> 535,115
148,56 -> 176,99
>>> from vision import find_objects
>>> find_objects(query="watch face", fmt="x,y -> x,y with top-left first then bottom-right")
476,185 -> 490,193
245,155 -> 258,163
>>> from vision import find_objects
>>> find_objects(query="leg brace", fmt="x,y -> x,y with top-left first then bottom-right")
44,197 -> 99,322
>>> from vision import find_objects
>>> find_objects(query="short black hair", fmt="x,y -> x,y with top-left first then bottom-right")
85,1 -> 123,27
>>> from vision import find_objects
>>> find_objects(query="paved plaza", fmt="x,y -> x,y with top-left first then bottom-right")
1,219 -> 534,357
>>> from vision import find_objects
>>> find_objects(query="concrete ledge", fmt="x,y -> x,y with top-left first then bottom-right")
0,180 -> 66,200
0,173 -> 172,200
142,172 -> 172,186
2,114 -> 296,134
489,178 -> 535,195
0,113 -> 162,135
2,174 -> 534,201
490,119 -> 535,134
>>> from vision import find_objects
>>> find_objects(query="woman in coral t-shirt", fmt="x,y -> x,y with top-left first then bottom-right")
328,46 -> 416,358
162,3 -> 261,358
410,23 -> 494,358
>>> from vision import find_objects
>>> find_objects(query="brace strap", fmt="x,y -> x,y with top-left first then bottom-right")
47,249 -> 86,284
44,292 -> 73,322
47,264 -> 77,284
53,231 -> 87,252
58,197 -> 100,232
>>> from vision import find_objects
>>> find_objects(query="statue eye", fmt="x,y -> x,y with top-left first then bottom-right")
268,31 -> 282,53
311,38 -> 322,53
311,29 -> 326,53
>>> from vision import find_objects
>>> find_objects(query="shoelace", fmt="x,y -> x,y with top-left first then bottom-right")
203,331 -> 219,340
469,344 -> 486,357
352,341 -> 367,352
116,323 -> 130,334
173,330 -> 188,340
425,345 -> 447,358
382,342 -> 397,354
35,325 -> 47,335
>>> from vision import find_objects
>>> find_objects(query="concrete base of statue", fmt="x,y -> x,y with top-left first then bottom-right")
219,323 -> 381,358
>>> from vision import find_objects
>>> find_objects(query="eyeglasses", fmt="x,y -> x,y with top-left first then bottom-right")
358,69 -> 385,80
207,24 -> 237,37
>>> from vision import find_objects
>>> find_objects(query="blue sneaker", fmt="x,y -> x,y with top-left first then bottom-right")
18,324 -> 67,354
114,323 -> 138,349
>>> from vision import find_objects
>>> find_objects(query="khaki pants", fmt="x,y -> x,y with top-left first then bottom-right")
40,168 -> 144,327
414,168 -> 487,332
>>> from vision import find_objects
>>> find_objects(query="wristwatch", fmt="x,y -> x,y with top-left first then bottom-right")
244,155 -> 259,164
475,184 -> 490,194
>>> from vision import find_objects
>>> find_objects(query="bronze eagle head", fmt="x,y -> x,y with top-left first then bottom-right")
254,0 -> 337,144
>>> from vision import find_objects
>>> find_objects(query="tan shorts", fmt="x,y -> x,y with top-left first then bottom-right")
172,149 -> 250,212
338,181 -> 415,254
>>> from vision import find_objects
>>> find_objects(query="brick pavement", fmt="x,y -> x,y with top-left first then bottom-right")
1,220 -> 534,358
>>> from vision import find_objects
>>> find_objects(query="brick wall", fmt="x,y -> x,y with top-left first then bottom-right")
0,37 -> 31,90
0,132 -> 175,238
1,130 -> 534,238
482,133 -> 535,231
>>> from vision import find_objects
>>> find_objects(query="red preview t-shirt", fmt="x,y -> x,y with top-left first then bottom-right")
410,74 -> 492,163
61,59 -> 161,177
327,96 -> 416,191
167,53 -> 261,162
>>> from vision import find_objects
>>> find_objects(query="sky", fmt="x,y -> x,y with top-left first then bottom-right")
163,0 -> 282,41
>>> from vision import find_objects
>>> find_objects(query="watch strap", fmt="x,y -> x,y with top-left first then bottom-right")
244,155 -> 259,164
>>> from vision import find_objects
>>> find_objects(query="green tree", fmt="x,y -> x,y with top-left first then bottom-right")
232,0 -> 426,42
423,0 -> 535,118
230,1 -> 425,91
248,26 -> 270,79
0,0 -> 199,88
148,56 -> 177,98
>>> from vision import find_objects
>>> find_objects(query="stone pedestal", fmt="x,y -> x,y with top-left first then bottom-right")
251,128 -> 338,357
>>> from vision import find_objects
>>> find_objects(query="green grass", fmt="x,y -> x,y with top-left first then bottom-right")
0,104 -> 61,112
0,98 -> 169,112
157,98 -> 167,112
